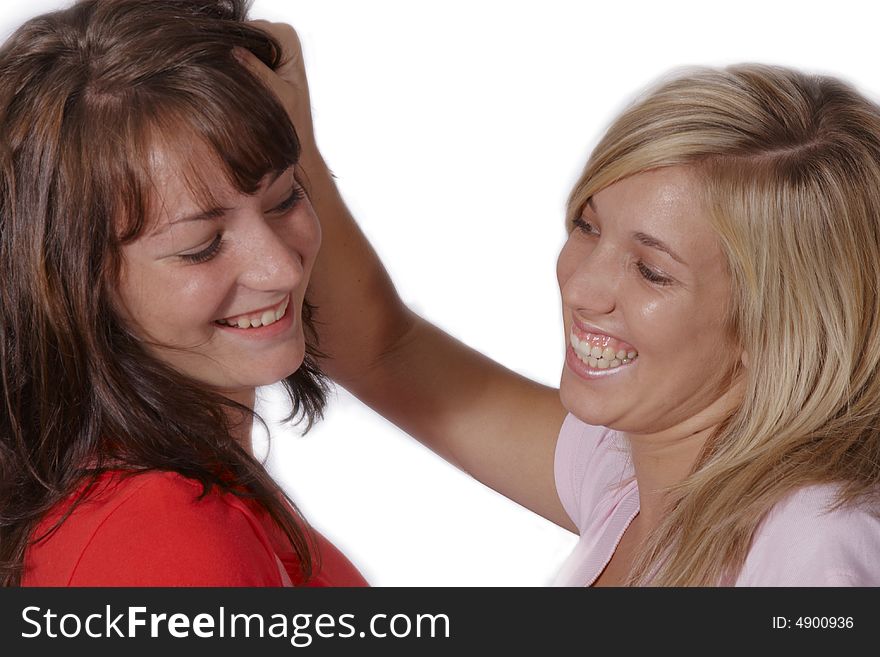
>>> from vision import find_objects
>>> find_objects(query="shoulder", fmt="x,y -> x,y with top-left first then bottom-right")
24,470 -> 284,586
554,414 -> 632,533
737,484 -> 880,586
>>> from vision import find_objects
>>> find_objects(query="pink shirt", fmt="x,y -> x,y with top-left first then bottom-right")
553,414 -> 880,586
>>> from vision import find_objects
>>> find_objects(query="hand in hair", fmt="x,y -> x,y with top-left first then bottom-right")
234,20 -> 570,532
235,21 -> 318,160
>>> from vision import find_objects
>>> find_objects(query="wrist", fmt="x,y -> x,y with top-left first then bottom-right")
297,146 -> 340,205
297,140 -> 324,171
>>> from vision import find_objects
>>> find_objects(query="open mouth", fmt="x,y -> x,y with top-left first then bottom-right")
214,295 -> 290,330
569,329 -> 637,371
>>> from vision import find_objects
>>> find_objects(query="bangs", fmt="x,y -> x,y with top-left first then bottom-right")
17,1 -> 303,289
0,0 -> 302,261
115,63 -> 300,242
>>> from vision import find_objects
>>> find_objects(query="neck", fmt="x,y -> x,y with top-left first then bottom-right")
623,383 -> 742,532
222,387 -> 257,457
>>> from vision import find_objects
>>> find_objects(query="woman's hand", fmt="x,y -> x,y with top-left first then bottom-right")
235,21 -> 319,160
236,19 -> 570,531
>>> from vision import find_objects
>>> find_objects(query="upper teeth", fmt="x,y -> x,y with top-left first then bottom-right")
216,296 -> 289,329
570,331 -> 637,368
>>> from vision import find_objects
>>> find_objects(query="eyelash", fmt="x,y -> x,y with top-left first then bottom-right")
272,184 -> 306,213
571,216 -> 597,236
570,217 -> 673,286
179,185 -> 306,264
636,261 -> 672,285
181,233 -> 223,264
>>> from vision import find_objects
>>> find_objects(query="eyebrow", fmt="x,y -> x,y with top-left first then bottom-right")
632,231 -> 687,265
171,205 -> 228,228
149,205 -> 229,238
585,196 -> 687,266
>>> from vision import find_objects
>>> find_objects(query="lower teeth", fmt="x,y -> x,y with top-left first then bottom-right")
581,354 -> 633,369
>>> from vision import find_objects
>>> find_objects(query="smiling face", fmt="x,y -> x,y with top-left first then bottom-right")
114,143 -> 321,403
557,166 -> 742,435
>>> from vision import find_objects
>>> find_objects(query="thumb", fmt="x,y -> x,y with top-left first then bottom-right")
233,46 -> 274,85
233,46 -> 316,152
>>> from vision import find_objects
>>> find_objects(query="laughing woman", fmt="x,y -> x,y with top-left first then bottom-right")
0,0 -> 366,586
249,31 -> 880,584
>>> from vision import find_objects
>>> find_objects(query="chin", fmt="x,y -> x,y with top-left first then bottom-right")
559,376 -> 623,429
255,356 -> 306,387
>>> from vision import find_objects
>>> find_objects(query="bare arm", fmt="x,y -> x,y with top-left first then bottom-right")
239,24 -> 574,531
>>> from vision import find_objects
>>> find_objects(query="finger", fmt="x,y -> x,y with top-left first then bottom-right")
246,20 -> 303,69
233,46 -> 275,86
233,46 -> 302,128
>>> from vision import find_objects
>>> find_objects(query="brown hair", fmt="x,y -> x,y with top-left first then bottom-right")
0,0 -> 328,585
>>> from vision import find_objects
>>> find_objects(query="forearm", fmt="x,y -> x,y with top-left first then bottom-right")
300,150 -> 569,527
356,315 -> 562,464
300,149 -> 414,386
300,150 -> 558,446
270,37 -> 569,524
343,313 -> 570,525
233,23 -> 409,382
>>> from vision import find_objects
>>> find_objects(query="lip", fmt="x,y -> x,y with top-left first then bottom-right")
218,296 -> 289,324
570,317 -> 634,348
213,297 -> 295,339
565,345 -> 635,380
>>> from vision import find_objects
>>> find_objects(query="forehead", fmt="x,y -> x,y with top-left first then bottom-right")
146,139 -> 234,222
590,166 -> 720,265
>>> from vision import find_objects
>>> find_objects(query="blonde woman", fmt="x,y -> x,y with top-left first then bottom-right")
243,27 -> 880,585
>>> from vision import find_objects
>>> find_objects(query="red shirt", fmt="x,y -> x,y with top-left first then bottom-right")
22,470 -> 368,587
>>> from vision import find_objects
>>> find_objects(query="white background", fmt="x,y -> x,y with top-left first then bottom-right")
4,0 -> 879,586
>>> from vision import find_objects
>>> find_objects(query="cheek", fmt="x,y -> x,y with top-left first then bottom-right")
630,300 -> 664,339
638,299 -> 735,378
634,300 -> 694,348
117,263 -> 225,338
114,261 -> 157,328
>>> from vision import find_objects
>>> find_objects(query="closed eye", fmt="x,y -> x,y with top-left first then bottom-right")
571,216 -> 673,286
571,216 -> 599,236
636,260 -> 673,286
180,234 -> 223,264
269,184 -> 306,214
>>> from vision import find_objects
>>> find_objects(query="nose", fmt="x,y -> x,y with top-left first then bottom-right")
234,212 -> 307,292
557,238 -> 619,317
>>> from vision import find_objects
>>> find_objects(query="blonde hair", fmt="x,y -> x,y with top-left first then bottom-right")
567,64 -> 880,586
